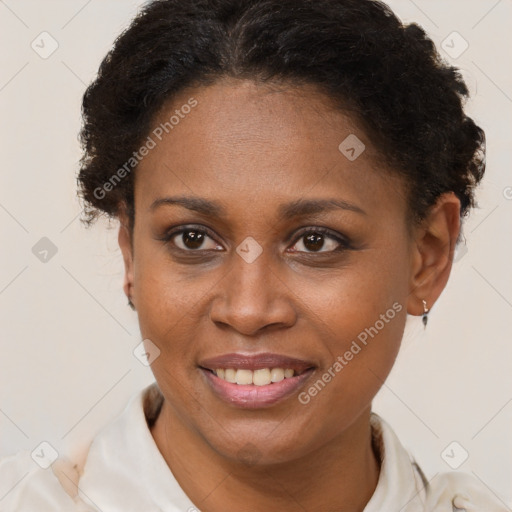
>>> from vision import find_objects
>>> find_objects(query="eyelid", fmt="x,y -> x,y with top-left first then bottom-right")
288,226 -> 351,252
159,224 -> 351,254
158,224 -> 224,249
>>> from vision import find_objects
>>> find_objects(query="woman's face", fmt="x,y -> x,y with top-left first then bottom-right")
123,78 -> 416,464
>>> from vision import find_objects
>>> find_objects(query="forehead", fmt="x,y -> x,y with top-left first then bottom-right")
134,78 -> 406,221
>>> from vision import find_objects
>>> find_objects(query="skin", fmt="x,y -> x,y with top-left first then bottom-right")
117,78 -> 461,511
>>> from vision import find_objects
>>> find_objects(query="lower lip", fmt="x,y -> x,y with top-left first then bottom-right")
201,368 -> 314,409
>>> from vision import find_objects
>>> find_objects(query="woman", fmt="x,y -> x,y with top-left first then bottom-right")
0,0 -> 508,510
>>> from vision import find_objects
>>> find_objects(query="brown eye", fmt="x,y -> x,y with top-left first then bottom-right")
302,233 -> 326,252
181,230 -> 206,249
158,225 -> 224,252
172,229 -> 221,251
289,228 -> 348,254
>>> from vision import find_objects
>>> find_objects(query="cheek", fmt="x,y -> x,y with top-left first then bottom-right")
294,286 -> 406,445
296,245 -> 409,395
296,242 -> 409,339
305,291 -> 405,395
133,249 -> 205,361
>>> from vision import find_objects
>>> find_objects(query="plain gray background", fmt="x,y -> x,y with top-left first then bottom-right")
0,0 -> 511,506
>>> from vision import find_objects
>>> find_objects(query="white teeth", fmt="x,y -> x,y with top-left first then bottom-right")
270,368 -> 284,382
213,368 -> 296,385
236,369 -> 253,385
253,368 -> 271,386
224,369 -> 237,383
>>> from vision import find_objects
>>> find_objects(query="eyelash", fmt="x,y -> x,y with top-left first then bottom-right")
158,224 -> 351,255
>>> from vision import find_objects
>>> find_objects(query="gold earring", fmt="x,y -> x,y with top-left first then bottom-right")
422,300 -> 429,329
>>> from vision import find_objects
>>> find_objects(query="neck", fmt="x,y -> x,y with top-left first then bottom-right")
151,401 -> 380,512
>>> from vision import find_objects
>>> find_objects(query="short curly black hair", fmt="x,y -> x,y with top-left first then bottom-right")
77,0 -> 485,232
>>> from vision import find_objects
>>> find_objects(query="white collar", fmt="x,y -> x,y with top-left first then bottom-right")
77,382 -> 508,511
364,413 -> 427,511
79,383 -> 195,511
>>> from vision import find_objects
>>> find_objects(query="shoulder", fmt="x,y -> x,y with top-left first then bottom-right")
369,414 -> 510,512
0,384 -> 159,511
424,470 -> 510,512
0,450 -> 94,511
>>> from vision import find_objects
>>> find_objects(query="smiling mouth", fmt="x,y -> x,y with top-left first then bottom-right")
198,353 -> 316,408
201,367 -> 311,386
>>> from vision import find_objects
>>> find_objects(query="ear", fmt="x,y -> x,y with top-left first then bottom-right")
118,209 -> 135,309
407,192 -> 461,316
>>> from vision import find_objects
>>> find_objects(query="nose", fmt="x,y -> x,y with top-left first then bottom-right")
208,248 -> 297,337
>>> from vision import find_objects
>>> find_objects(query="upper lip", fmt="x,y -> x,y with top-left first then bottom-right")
199,352 -> 315,373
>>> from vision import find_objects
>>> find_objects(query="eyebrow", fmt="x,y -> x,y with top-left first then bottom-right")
149,196 -> 366,218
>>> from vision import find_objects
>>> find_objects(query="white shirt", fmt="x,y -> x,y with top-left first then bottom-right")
0,382 -> 508,511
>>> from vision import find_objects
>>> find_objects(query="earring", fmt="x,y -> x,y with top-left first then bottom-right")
422,300 -> 429,329
127,296 -> 136,311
